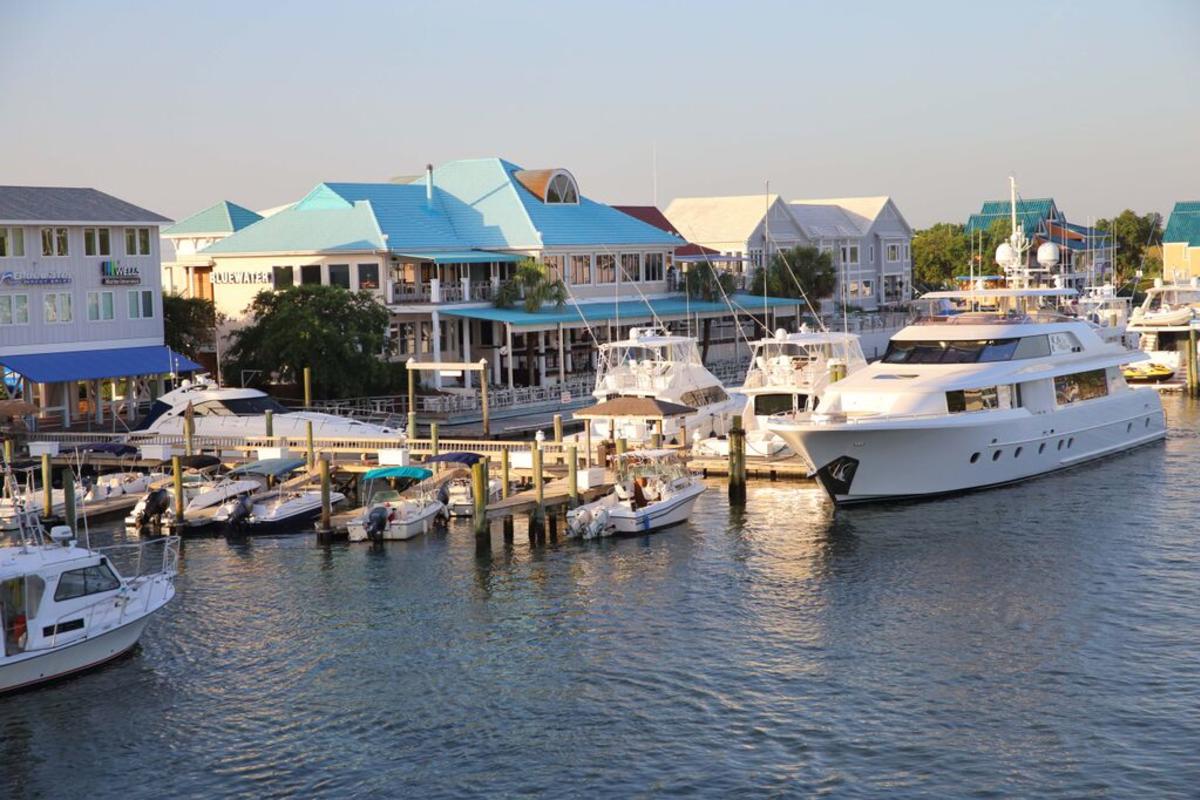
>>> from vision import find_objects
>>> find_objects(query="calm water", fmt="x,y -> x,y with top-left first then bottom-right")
4,396 -> 1200,798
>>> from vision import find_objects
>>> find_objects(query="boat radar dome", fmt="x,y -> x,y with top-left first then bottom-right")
49,525 -> 75,546
1037,242 -> 1061,269
774,328 -> 787,340
995,242 -> 1017,267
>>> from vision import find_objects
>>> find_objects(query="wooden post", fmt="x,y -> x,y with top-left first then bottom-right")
1189,328 -> 1199,396
264,409 -> 274,438
430,422 -> 439,457
501,447 -> 511,499
585,424 -> 593,468
553,414 -> 563,443
471,460 -> 488,537
651,419 -> 662,449
407,358 -> 416,434
680,421 -> 687,450
567,443 -> 578,508
41,453 -> 52,518
305,420 -> 315,469
184,411 -> 194,457
3,438 -> 13,464
480,359 -> 490,437
303,366 -> 313,408
728,414 -> 747,505
62,470 -> 76,533
319,455 -> 332,532
172,455 -> 185,524
531,444 -> 545,533
407,411 -> 417,440
616,437 -> 627,456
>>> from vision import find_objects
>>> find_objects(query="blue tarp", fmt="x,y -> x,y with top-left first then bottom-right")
0,345 -> 202,383
363,466 -> 432,482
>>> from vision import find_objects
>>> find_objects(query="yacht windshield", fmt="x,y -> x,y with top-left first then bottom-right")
194,396 -> 290,416
883,338 -> 1022,364
1148,289 -> 1200,310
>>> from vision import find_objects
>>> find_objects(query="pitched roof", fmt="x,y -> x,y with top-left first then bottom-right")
201,201 -> 384,254
965,197 -> 1058,235
663,195 -> 785,245
787,203 -> 863,238
791,196 -> 891,235
0,186 -> 169,224
612,205 -> 720,256
1164,201 -> 1200,246
162,200 -> 262,237
311,182 -> 473,252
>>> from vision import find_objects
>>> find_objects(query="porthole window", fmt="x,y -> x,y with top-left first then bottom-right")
1057,440 -> 1064,451
992,450 -> 1002,461
1038,443 -> 1046,454
1068,437 -> 1074,448
1127,422 -> 1133,433
1014,446 -> 1022,458
970,452 -> 980,463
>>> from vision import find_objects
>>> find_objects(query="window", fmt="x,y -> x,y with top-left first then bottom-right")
754,393 -> 804,416
545,173 -> 579,204
0,227 -> 24,257
0,294 -> 29,325
44,292 -> 72,323
643,252 -> 664,282
357,263 -> 379,290
329,263 -> 351,289
300,265 -> 321,285
128,289 -> 154,319
54,562 -> 121,601
887,243 -> 901,262
840,244 -> 859,264
946,386 -> 999,413
862,279 -> 874,299
679,386 -> 729,407
570,254 -> 592,285
84,227 -> 111,256
883,338 -> 1040,364
125,227 -> 151,256
595,254 -> 616,284
542,255 -> 563,281
903,243 -> 910,261
1054,369 -> 1108,405
87,291 -> 115,321
869,245 -> 875,262
620,254 -> 640,282
273,266 -> 294,289
41,227 -> 68,256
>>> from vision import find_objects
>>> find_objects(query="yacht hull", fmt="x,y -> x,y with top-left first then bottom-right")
771,391 -> 1166,504
0,613 -> 153,694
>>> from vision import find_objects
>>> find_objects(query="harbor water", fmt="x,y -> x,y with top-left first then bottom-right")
3,395 -> 1199,798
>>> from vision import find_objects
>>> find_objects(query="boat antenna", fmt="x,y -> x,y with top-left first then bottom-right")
763,180 -> 770,325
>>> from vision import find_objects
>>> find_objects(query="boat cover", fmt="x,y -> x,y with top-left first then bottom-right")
423,452 -> 484,466
363,466 -> 433,481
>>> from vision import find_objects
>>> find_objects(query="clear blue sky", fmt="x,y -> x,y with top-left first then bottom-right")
2,0 -> 1197,228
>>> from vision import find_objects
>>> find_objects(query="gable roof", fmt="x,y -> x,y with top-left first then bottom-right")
664,194 -> 789,245
311,182 -> 473,252
612,206 -> 720,256
0,186 -> 169,224
162,200 -> 262,237
791,196 -> 892,236
787,202 -> 863,238
1164,201 -> 1200,246
201,201 -> 384,254
965,197 -> 1059,235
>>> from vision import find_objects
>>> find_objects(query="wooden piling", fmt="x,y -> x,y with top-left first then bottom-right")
728,415 -> 747,505
553,414 -> 563,443
585,425 -> 593,468
318,455 -> 332,532
502,516 -> 514,541
184,411 -> 195,457
62,470 -> 76,534
41,453 -> 52,518
567,443 -> 578,508
501,447 -> 511,499
471,460 -> 488,536
430,422 -> 440,457
303,366 -> 313,408
3,438 -> 13,464
407,411 -> 417,440
616,437 -> 627,457
305,420 -> 315,469
1189,328 -> 1199,396
531,444 -> 545,531
264,409 -> 274,438
480,369 -> 490,438
172,455 -> 185,524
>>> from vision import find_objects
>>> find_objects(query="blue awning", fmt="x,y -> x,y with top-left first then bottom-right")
439,293 -> 803,328
0,345 -> 202,383
392,250 -> 524,264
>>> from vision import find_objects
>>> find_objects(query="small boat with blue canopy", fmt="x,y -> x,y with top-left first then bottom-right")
348,466 -> 445,542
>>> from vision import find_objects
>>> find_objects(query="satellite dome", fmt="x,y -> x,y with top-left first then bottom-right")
1037,242 -> 1060,269
995,242 -> 1016,267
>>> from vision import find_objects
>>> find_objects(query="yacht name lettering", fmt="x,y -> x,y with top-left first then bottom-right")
212,271 -> 273,285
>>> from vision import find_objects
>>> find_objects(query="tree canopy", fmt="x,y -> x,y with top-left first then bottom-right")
1096,210 -> 1163,283
911,223 -> 968,288
748,246 -> 836,301
494,259 -> 568,313
163,295 -> 217,359
683,260 -> 737,302
224,285 -> 396,399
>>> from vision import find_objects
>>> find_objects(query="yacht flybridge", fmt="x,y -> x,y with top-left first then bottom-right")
767,180 -> 1166,504
587,327 -> 741,444
134,377 -> 397,438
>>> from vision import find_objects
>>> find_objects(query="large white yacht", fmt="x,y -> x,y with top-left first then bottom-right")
767,200 -> 1167,504
1126,280 -> 1200,373
587,327 -> 741,443
133,377 -> 397,438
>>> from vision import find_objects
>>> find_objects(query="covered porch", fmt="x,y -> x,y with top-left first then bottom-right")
388,250 -> 527,304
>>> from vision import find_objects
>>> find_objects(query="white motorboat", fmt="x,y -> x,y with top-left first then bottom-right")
346,466 -> 446,542
132,375 -> 397,439
567,449 -> 705,539
695,327 -> 866,461
583,327 -> 742,445
0,488 -> 178,693
1127,280 -> 1200,374
424,453 -> 502,517
216,488 -> 345,532
1,468 -> 87,532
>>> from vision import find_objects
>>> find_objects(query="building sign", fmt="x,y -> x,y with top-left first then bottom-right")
100,260 -> 141,285
212,271 -> 273,285
0,270 -> 71,287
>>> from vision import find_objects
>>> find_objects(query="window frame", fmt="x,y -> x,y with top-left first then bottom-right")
886,243 -> 901,262
0,293 -> 30,326
87,290 -> 115,321
328,263 -> 351,290
356,263 -> 380,291
570,254 -> 592,285
643,252 -> 664,282
0,227 -> 25,258
128,289 -> 154,319
53,561 -> 122,602
124,227 -> 152,256
273,266 -> 294,290
594,254 -> 617,285
84,227 -> 112,257
43,292 -> 73,324
41,227 -> 69,257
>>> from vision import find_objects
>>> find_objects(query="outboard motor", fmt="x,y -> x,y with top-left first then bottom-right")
225,494 -> 254,529
366,506 -> 390,542
137,487 -> 171,531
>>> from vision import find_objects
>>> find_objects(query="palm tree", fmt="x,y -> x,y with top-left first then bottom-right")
749,246 -> 836,301
683,261 -> 736,362
495,259 -> 568,385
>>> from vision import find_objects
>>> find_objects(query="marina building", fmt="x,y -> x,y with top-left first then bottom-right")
166,158 -> 805,391
1162,201 -> 1200,280
0,186 -> 199,426
964,197 -> 1113,287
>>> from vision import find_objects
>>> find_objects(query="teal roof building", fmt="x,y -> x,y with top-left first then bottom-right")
162,200 -> 262,236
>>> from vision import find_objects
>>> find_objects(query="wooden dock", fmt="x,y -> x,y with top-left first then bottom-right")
688,454 -> 813,481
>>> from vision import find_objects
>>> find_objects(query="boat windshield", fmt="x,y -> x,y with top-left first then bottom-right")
617,453 -> 688,482
883,338 -> 1029,364
1146,288 -> 1200,311
194,396 -> 290,416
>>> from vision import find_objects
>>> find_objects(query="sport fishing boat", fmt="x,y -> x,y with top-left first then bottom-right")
768,221 -> 1168,505
0,469 -> 179,693
1127,280 -> 1200,374
695,327 -> 866,460
584,326 -> 741,445
566,450 -> 705,539
132,376 -> 398,438
347,466 -> 446,542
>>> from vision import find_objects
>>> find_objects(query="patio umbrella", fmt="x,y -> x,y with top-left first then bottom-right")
572,397 -> 695,419
0,399 -> 39,418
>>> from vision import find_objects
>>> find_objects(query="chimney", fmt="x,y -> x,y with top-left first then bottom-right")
425,164 -> 433,207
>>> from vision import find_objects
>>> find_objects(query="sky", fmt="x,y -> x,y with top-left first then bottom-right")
1,0 -> 1197,229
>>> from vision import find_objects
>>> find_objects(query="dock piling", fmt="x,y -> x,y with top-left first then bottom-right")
480,359 -> 490,437
41,453 -> 52,518
305,420 -> 315,469
567,443 -> 578,508
553,413 -> 563,444
264,409 -> 274,438
172,455 -> 185,524
1189,328 -> 1199,396
728,414 -> 747,505
616,437 -> 627,457
501,447 -> 511,499
62,470 -> 76,534
303,366 -> 313,408
430,422 -> 440,457
407,411 -> 417,440
585,425 -> 593,468
184,411 -> 195,457
471,460 -> 488,537
3,438 -> 12,464
318,455 -> 332,533
530,444 -> 545,534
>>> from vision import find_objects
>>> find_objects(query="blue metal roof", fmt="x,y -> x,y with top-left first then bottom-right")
317,183 -> 475,252
363,466 -> 432,481
1164,201 -> 1200,246
162,200 -> 262,236
393,250 -> 523,263
439,293 -> 802,327
0,346 -> 202,382
202,202 -> 384,254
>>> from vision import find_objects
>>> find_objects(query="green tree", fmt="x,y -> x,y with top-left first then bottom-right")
748,246 -> 837,300
163,295 -> 217,359
494,259 -> 567,385
911,223 -> 968,288
682,261 -> 737,362
224,285 -> 394,399
1096,210 -> 1163,284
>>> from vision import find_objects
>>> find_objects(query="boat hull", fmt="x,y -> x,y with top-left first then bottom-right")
347,501 -> 445,541
0,613 -> 153,694
770,391 -> 1166,504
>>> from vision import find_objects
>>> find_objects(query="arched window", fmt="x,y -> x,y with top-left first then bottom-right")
546,173 -> 579,204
